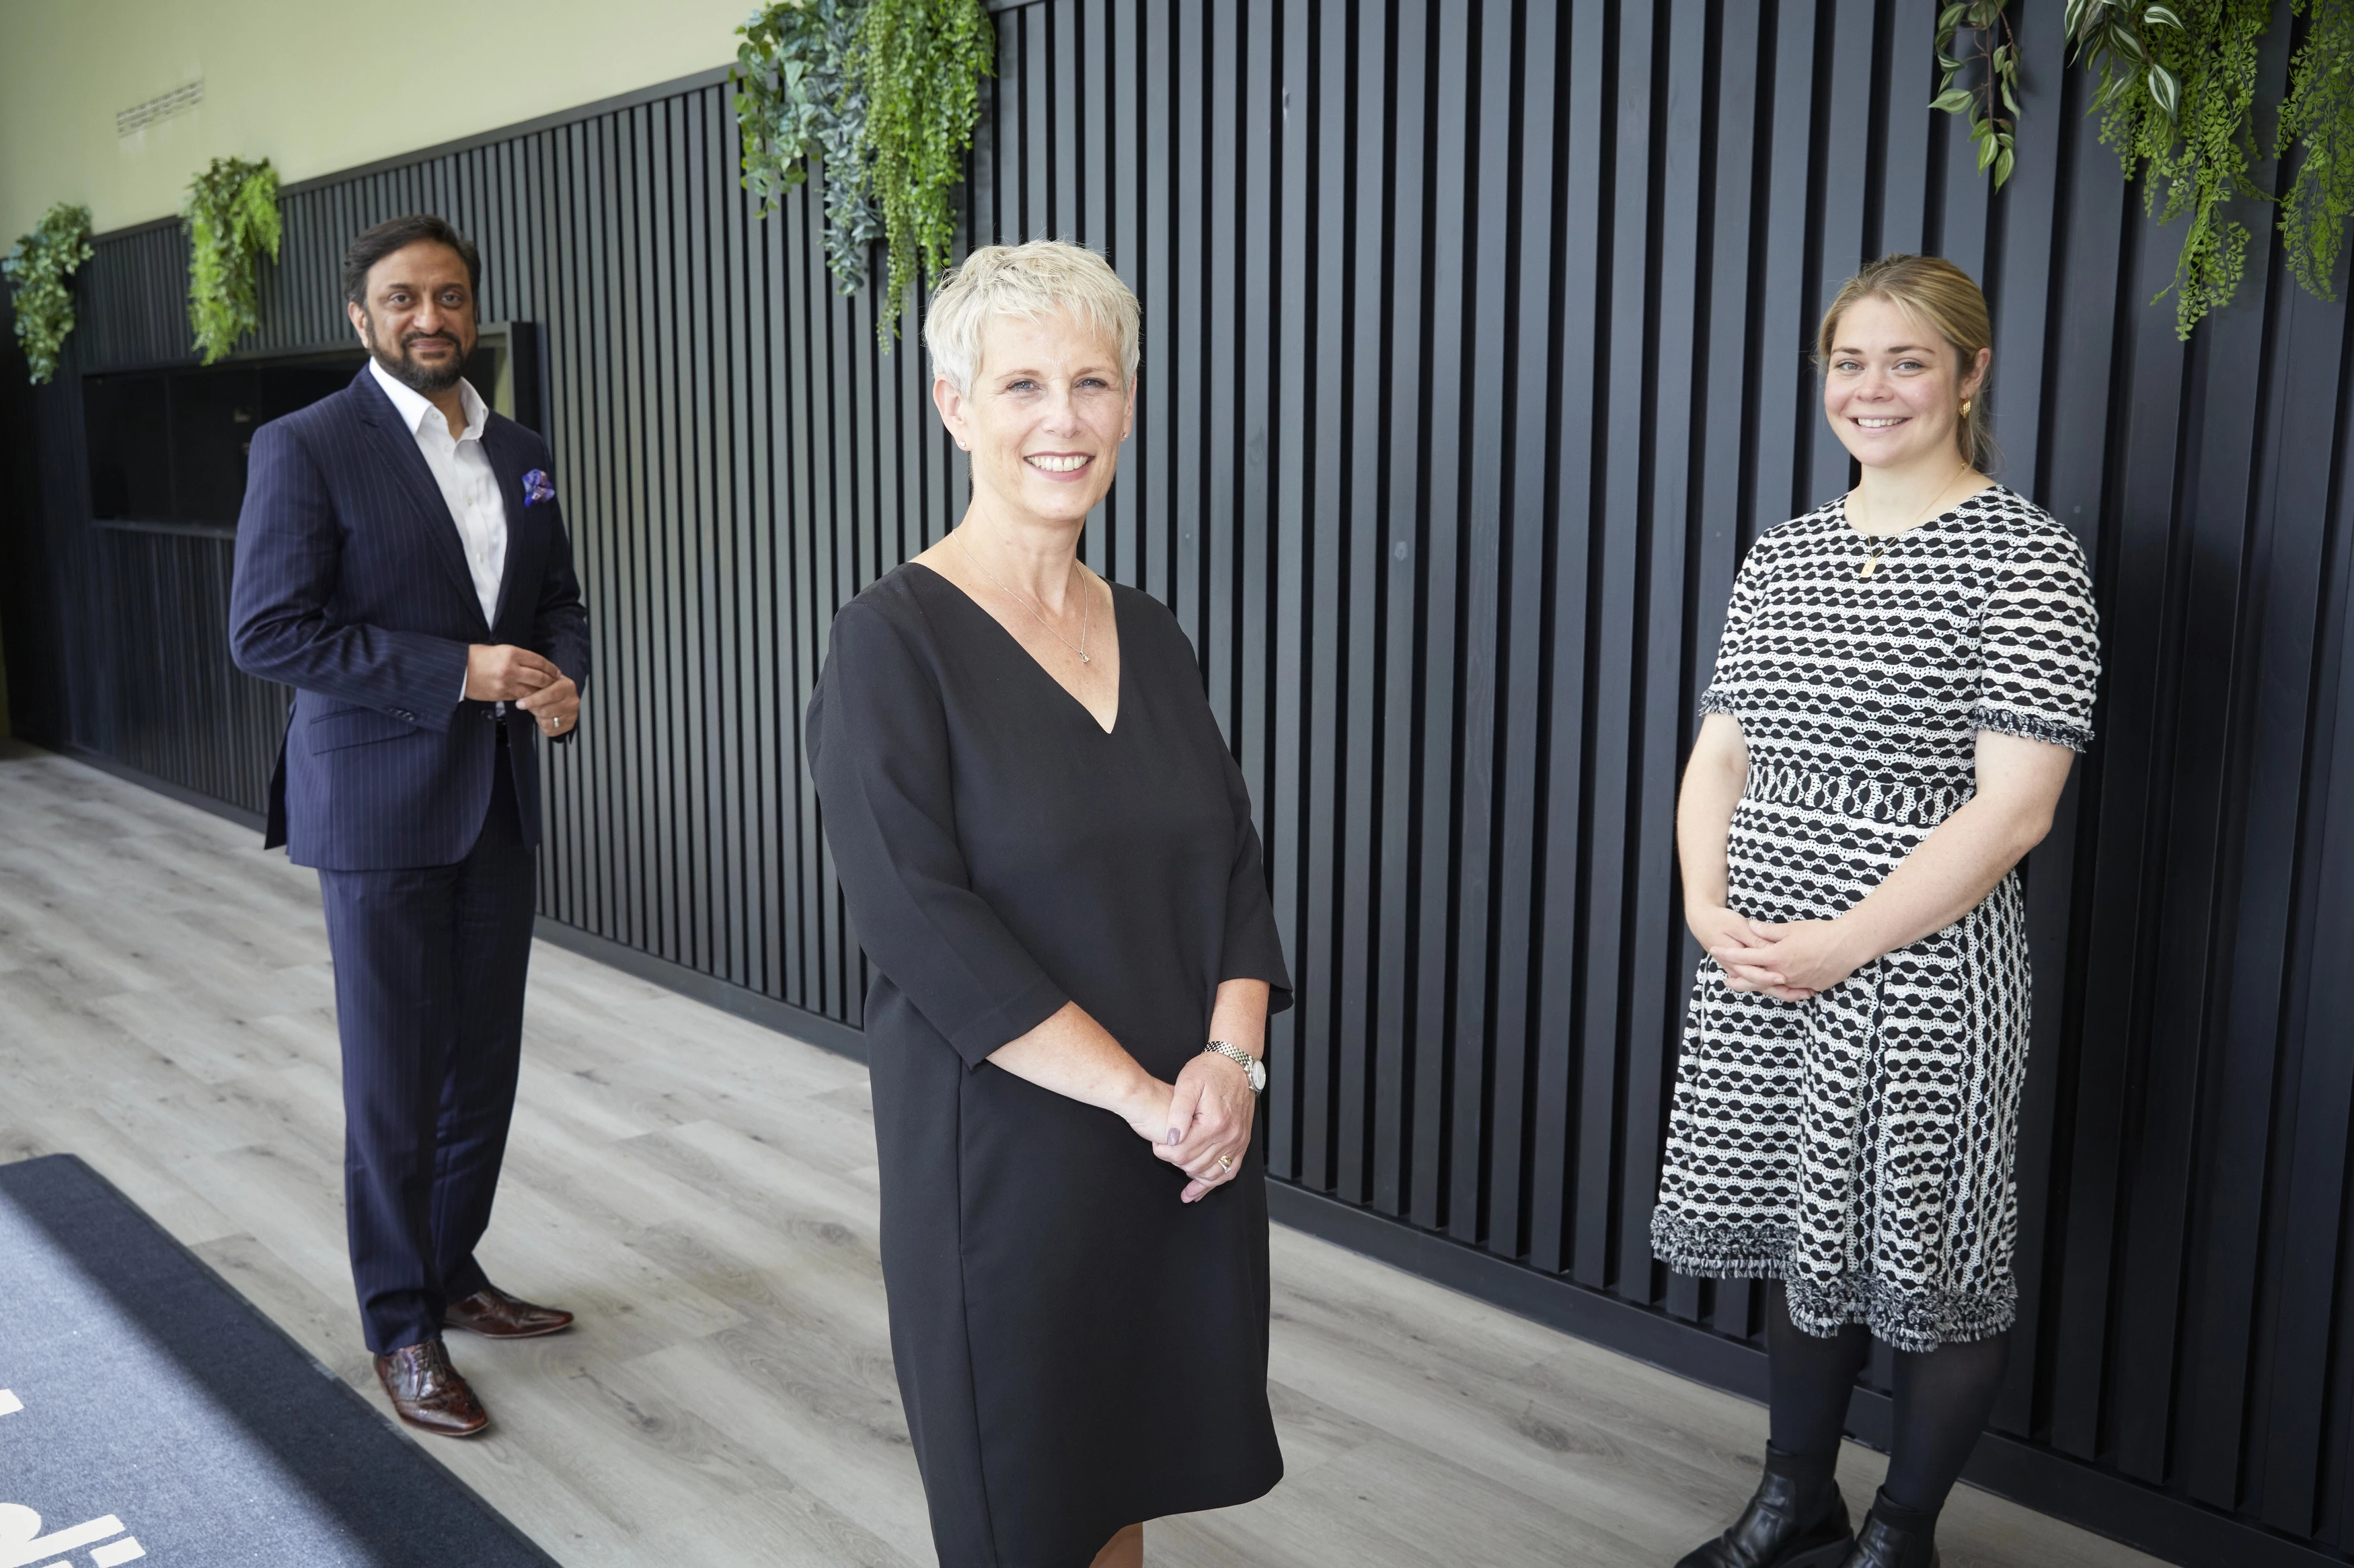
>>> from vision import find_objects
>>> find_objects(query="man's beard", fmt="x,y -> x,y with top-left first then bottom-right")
366,323 -> 469,394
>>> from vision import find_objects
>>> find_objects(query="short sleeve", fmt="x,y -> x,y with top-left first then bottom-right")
1216,743 -> 1295,1015
1970,528 -> 2102,752
1698,536 -> 1772,720
806,598 -> 1071,1066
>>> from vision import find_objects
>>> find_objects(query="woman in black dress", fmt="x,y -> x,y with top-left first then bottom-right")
806,240 -> 1290,1567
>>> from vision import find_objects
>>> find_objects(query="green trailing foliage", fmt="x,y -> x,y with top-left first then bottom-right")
858,0 -> 993,344
732,0 -> 882,293
184,156 -> 281,364
2279,0 -> 2354,299
1933,2 -> 2023,189
2065,0 -> 2190,127
2087,0 -> 2270,338
730,0 -> 990,342
1,202 -> 94,385
2035,0 -> 2354,332
1927,1 -> 2354,334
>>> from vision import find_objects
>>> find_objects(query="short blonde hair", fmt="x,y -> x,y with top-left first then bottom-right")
1815,253 -> 1999,472
923,240 -> 1141,397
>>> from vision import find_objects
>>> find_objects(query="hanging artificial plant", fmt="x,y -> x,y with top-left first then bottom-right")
2065,0 -> 2188,125
1933,3 -> 2024,189
2279,0 -> 2354,301
732,0 -> 882,293
1,202 -> 94,385
184,156 -> 281,364
2077,0 -> 2269,338
859,0 -> 993,342
730,0 -> 991,341
1932,1 -> 2354,335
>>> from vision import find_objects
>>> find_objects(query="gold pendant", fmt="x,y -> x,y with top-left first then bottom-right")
1860,554 -> 1882,578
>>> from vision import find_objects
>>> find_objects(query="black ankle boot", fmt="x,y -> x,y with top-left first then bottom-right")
1840,1490 -> 1938,1568
1675,1446 -> 1855,1568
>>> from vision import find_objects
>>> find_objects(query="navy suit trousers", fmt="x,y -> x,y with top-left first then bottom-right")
319,735 -> 535,1354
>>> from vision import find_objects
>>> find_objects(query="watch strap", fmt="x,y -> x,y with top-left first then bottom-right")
1203,1040 -> 1265,1092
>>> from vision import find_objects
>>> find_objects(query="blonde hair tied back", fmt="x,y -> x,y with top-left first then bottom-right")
1814,253 -> 1998,474
923,239 -> 1141,399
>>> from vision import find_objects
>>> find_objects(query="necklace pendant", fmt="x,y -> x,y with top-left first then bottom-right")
1859,557 -> 1880,578
1079,652 -> 1092,664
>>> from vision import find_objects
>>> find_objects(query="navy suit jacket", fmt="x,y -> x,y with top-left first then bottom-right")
229,367 -> 591,871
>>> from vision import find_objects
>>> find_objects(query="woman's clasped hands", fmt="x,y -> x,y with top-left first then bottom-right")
1696,904 -> 1874,1003
1121,1056 -> 1256,1204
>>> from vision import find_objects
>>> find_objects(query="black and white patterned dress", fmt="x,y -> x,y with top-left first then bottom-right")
1650,484 -> 2100,1351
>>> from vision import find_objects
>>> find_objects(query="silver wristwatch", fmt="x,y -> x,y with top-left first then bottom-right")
1203,1040 -> 1266,1094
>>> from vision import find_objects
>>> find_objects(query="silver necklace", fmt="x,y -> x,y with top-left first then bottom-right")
955,530 -> 1093,664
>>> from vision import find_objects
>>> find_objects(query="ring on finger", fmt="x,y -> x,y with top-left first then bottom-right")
1217,1154 -> 1233,1173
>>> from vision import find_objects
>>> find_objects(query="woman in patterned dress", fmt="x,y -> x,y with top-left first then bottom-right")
1656,256 -> 2100,1568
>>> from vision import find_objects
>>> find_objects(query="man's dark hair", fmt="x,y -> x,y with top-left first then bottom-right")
342,214 -> 481,308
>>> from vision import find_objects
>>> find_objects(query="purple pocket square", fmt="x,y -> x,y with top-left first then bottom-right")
523,469 -> 556,506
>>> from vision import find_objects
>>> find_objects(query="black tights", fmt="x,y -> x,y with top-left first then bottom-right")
1764,1281 -> 2010,1516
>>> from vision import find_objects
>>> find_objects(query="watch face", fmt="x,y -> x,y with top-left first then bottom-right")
1250,1059 -> 1268,1093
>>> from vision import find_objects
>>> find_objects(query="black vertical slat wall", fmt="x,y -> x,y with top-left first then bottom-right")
4,3 -> 2353,1564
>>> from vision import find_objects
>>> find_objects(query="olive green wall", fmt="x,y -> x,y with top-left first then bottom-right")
0,0 -> 751,243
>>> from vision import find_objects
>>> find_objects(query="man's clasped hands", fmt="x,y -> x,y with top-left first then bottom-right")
465,643 -> 580,735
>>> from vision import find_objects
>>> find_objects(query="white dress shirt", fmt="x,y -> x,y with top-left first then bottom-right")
370,358 -> 506,625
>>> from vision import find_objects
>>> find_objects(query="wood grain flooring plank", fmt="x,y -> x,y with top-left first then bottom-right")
651,1324 -> 927,1562
85,984 -> 321,1089
22,1102 -> 244,1245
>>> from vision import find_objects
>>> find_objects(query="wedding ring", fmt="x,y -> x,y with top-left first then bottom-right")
1217,1154 -> 1233,1172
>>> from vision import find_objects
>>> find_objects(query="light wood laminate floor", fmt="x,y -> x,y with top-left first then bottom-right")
0,741 -> 2160,1568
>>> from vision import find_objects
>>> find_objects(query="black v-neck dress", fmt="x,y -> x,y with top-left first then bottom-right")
806,562 -> 1293,1567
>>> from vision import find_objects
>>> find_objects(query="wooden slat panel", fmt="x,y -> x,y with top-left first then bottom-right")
1414,0 -> 1472,1237
1529,0 -> 1605,1281
1484,0 -> 1563,1267
1260,0 -> 1307,1186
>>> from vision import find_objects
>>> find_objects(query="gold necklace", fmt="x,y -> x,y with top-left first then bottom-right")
1855,463 -> 1971,578
954,529 -> 1093,664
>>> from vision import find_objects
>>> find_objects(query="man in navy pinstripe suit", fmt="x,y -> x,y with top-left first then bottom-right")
229,214 -> 590,1438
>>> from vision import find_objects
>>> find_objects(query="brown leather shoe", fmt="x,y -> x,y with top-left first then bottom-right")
445,1284 -> 576,1339
374,1339 -> 488,1438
